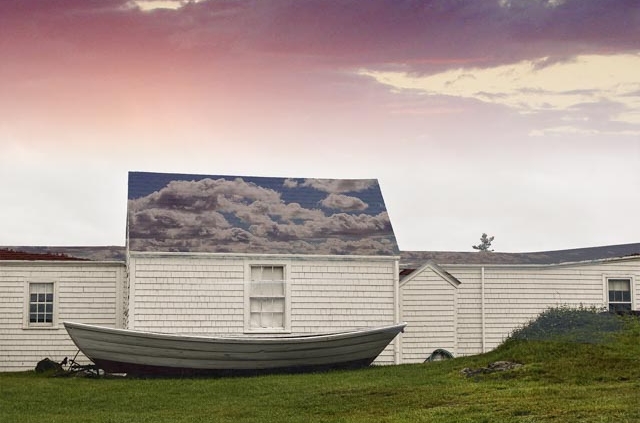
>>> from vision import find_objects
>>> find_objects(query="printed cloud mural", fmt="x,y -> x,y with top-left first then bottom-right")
127,172 -> 399,255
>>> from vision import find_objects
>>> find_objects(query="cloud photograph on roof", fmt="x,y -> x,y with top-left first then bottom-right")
0,0 -> 638,253
127,172 -> 397,254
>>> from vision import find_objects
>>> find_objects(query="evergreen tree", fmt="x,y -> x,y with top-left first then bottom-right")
473,233 -> 494,252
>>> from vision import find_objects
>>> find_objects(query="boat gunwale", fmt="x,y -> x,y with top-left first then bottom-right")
63,321 -> 406,345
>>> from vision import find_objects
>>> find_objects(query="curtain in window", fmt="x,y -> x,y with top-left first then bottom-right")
249,266 -> 285,329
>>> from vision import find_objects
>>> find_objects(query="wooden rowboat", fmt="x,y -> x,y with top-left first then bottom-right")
63,322 -> 406,376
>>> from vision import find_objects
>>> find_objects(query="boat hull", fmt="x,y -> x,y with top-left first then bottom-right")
63,322 -> 406,376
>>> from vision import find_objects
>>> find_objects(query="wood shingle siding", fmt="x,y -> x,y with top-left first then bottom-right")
0,261 -> 125,372
400,257 -> 640,360
128,253 -> 398,364
400,265 -> 458,362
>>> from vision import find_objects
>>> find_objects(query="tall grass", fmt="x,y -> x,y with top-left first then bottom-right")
2,308 -> 639,423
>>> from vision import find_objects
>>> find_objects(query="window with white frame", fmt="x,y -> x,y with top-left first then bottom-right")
28,283 -> 55,326
248,265 -> 287,331
607,278 -> 632,313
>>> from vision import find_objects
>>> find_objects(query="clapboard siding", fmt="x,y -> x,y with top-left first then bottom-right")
129,254 -> 398,364
445,258 -> 640,355
399,266 -> 458,363
0,262 -> 125,372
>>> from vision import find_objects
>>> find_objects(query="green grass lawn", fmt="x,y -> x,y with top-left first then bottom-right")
2,309 -> 640,423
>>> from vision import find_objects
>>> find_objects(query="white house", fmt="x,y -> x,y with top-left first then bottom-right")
398,246 -> 640,362
1,172 -> 402,371
1,171 -> 639,371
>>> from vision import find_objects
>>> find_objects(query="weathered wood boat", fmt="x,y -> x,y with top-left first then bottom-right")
63,322 -> 406,376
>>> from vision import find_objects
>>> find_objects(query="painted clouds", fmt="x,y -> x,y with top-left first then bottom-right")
127,173 -> 398,255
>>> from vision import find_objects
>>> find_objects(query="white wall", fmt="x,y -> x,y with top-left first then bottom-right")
400,257 -> 640,360
0,261 -> 125,371
453,258 -> 640,355
129,253 -> 399,364
400,265 -> 458,363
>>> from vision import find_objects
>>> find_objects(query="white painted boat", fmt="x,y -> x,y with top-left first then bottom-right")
63,322 -> 406,376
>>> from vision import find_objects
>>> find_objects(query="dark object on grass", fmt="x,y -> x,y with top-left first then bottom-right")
461,361 -> 523,377
425,349 -> 454,362
35,358 -> 63,374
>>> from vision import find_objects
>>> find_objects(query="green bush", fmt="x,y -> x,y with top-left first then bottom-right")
506,305 -> 623,344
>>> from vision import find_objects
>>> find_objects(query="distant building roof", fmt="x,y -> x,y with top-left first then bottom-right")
127,171 -> 399,256
400,242 -> 640,270
0,246 -> 125,262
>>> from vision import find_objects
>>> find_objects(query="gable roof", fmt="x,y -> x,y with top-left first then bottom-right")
400,242 -> 640,269
127,171 -> 399,256
400,260 -> 461,288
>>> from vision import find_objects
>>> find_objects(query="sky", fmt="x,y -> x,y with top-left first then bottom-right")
1,0 -> 639,253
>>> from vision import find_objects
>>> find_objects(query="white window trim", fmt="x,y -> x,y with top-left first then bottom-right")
23,280 -> 60,330
603,275 -> 635,312
243,260 -> 292,334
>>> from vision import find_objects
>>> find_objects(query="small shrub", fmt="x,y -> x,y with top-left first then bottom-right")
506,305 -> 623,344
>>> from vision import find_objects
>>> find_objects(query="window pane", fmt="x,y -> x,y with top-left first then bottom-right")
250,312 -> 261,327
260,313 -> 278,328
609,279 -> 630,291
610,303 -> 632,313
250,299 -> 264,313
251,265 -> 284,281
262,298 -> 284,313
252,282 -> 283,297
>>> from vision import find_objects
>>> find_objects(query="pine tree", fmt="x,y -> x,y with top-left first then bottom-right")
472,233 -> 494,252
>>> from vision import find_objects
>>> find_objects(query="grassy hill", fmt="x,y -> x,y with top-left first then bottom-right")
2,308 -> 639,423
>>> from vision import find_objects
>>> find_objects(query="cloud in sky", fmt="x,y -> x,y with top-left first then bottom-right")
133,0 -> 186,11
360,53 -> 640,134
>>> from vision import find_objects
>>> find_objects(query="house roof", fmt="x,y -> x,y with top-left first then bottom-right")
400,242 -> 640,270
127,171 -> 399,256
400,260 -> 462,287
0,246 -> 125,262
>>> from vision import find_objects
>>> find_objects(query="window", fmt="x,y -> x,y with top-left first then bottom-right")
248,265 -> 287,331
28,283 -> 55,326
608,278 -> 632,313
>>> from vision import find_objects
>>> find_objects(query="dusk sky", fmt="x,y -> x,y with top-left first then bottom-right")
1,0 -> 639,253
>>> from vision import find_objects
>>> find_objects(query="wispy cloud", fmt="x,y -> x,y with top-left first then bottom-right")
134,1 -> 185,11
360,54 -> 640,132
